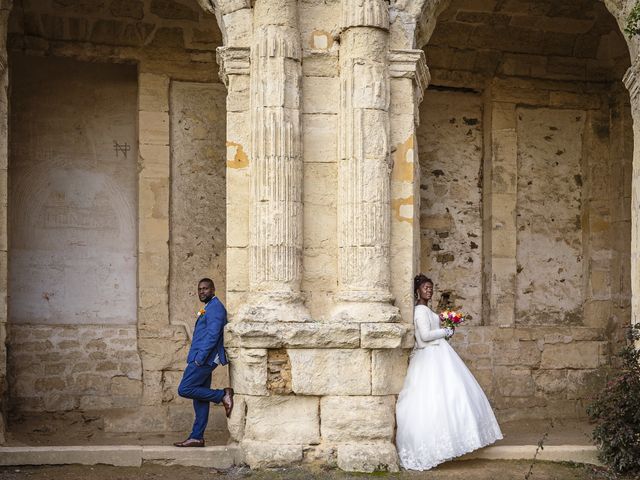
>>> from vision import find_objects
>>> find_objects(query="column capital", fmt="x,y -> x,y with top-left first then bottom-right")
216,46 -> 250,86
341,0 -> 389,31
389,49 -> 430,103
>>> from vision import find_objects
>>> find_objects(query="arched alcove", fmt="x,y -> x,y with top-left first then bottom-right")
417,0 -> 633,422
4,0 -> 228,445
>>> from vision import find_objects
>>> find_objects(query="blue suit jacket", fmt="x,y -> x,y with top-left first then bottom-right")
187,296 -> 228,367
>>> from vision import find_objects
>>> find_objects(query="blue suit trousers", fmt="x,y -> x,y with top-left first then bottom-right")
177,362 -> 225,440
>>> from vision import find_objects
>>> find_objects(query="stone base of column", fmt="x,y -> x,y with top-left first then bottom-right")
332,298 -> 401,323
236,293 -> 312,322
337,442 -> 400,472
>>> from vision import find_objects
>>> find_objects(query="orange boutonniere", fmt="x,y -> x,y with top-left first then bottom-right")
196,308 -> 205,319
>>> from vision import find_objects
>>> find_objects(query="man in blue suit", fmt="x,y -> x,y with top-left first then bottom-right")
174,277 -> 233,447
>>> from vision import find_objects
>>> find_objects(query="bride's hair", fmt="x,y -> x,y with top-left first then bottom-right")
414,273 -> 433,299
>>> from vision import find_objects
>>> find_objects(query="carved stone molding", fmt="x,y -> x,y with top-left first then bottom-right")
342,0 -> 389,30
624,59 -> 640,107
217,46 -> 250,86
389,49 -> 430,103
197,0 -> 250,16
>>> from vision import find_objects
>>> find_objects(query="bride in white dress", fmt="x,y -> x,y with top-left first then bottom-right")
396,274 -> 503,470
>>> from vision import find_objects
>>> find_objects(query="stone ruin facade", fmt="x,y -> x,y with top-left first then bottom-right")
0,0 -> 639,472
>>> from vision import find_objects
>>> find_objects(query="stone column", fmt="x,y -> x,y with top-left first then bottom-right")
333,0 -> 400,323
236,0 -> 310,323
623,60 -> 640,329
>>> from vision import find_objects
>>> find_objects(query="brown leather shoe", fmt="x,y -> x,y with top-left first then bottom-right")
222,387 -> 234,418
173,438 -> 205,447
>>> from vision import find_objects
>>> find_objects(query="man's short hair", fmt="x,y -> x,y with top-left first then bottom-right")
198,278 -> 215,289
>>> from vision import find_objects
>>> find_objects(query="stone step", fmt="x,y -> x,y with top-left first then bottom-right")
0,445 -> 242,468
461,445 -> 602,466
0,444 -> 599,468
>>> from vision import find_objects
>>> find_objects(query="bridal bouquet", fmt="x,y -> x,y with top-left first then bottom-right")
439,310 -> 466,332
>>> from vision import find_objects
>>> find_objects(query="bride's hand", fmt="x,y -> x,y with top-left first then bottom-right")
444,327 -> 454,338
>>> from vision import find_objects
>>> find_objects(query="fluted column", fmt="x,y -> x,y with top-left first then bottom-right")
333,0 -> 400,322
237,0 -> 310,322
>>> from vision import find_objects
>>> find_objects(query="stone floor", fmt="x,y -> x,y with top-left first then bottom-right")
4,414 -> 591,447
5,411 -> 229,446
0,461 -> 631,480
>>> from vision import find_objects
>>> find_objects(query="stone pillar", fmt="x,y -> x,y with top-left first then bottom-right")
333,0 -> 400,323
623,60 -> 640,329
223,0 -> 415,471
236,0 -> 310,323
0,0 -> 10,445
218,45 -> 252,317
388,49 -> 429,324
482,85 -> 518,327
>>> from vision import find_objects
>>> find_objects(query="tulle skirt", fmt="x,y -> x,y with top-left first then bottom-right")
396,341 -> 503,470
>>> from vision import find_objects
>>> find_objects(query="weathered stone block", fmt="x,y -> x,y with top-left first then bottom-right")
242,441 -> 302,468
110,376 -> 142,397
139,111 -> 170,146
495,367 -> 534,397
303,114 -> 337,163
222,8 -> 253,47
533,369 -> 567,395
104,406 -> 168,433
336,442 -> 399,472
244,396 -> 320,444
360,323 -> 411,349
289,349 -> 370,395
226,348 -> 268,395
227,394 -> 247,442
541,342 -> 606,369
225,322 -> 360,348
303,76 -> 339,113
494,340 -> 540,366
321,396 -> 395,441
303,53 -> 339,77
372,349 -> 409,395
566,369 -> 606,400
139,73 -> 169,112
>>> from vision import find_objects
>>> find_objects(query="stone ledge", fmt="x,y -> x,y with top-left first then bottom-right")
0,446 -> 143,467
360,323 -> 412,348
225,321 -> 360,348
461,445 -> 602,466
142,445 -> 241,467
0,444 -> 600,468
0,445 -> 243,468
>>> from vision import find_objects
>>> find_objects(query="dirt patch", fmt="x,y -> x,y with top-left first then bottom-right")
0,461 -> 631,480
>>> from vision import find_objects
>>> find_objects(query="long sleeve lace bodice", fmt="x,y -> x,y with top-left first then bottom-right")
414,304 -> 447,347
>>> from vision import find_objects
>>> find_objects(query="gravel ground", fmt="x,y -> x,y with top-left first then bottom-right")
0,461 -> 633,480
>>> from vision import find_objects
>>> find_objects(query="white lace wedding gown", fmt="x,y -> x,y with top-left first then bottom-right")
396,304 -> 503,470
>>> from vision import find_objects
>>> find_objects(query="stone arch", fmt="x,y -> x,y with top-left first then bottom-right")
1,0 -> 228,445
392,0 -> 637,53
412,0 -> 635,423
196,0 -> 252,48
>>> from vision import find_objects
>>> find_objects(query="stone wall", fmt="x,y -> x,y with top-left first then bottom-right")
8,325 -> 141,411
418,90 -> 483,324
0,0 -> 10,445
4,0 -> 227,438
418,0 -> 633,421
